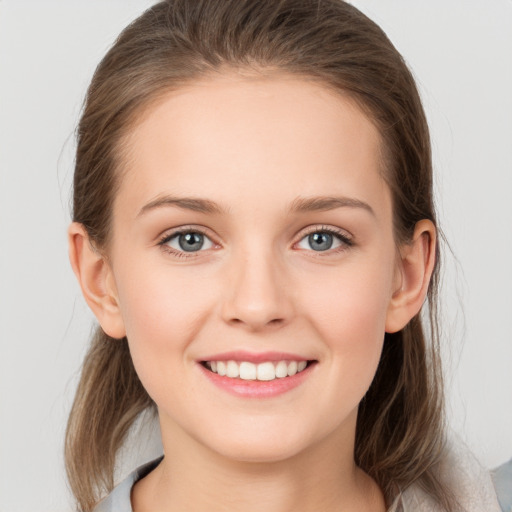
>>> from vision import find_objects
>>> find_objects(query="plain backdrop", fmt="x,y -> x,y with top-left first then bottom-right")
0,1 -> 511,511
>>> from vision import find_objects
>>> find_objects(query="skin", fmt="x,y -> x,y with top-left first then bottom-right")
69,72 -> 436,512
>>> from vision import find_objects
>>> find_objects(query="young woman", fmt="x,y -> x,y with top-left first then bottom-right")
65,1 -> 502,511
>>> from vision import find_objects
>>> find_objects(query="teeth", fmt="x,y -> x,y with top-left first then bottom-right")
257,362 -> 275,381
217,361 -> 226,376
239,362 -> 257,380
275,360 -> 288,378
226,360 -> 239,378
205,360 -> 309,381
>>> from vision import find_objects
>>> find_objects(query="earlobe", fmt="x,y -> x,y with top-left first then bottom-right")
385,220 -> 436,333
68,222 -> 126,339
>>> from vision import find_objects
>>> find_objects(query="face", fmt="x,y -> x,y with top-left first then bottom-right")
106,73 -> 401,463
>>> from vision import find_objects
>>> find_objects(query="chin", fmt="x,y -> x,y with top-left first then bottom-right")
213,438 -> 307,464
200,418 -> 324,465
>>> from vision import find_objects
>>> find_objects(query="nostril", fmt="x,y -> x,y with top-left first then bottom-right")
227,316 -> 285,328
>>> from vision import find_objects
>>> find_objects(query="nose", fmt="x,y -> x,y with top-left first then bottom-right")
221,247 -> 293,331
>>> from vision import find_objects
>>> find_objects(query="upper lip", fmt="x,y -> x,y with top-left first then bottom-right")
199,350 -> 312,364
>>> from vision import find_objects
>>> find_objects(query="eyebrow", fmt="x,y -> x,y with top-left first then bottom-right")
138,195 -> 226,217
290,196 -> 375,216
137,194 -> 374,217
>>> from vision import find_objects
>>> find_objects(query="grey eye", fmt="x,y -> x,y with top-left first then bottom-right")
165,232 -> 214,252
178,232 -> 204,251
307,232 -> 333,251
297,230 -> 346,252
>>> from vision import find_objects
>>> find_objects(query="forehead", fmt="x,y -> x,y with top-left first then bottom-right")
116,72 -> 391,222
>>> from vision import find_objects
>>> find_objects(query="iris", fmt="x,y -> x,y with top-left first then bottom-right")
178,232 -> 204,252
308,232 -> 333,251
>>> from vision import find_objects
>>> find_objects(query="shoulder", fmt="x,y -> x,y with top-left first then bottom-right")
93,457 -> 163,512
493,458 -> 512,512
439,438 -> 502,512
398,438 -> 502,512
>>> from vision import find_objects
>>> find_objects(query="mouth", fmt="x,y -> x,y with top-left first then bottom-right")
198,351 -> 317,398
201,359 -> 314,382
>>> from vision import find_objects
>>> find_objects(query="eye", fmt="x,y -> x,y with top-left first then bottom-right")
160,230 -> 214,253
296,228 -> 352,252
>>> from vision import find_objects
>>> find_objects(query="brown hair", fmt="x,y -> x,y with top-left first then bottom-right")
67,1 -> 453,510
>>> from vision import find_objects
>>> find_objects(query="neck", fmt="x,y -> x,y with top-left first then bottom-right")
132,413 -> 386,512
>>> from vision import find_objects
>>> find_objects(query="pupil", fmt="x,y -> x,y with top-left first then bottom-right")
179,232 -> 204,252
309,232 -> 333,251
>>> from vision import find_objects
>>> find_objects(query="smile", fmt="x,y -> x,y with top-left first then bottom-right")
204,360 -> 308,381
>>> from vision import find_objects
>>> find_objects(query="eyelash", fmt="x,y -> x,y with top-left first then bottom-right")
157,225 -> 353,259
158,227 -> 214,259
295,225 -> 353,254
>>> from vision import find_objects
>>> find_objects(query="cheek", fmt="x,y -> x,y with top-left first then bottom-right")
117,260 -> 215,333
302,254 -> 394,332
300,257 -> 395,384
113,263 -> 217,385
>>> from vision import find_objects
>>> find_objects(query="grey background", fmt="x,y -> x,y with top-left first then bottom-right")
1,1 -> 511,510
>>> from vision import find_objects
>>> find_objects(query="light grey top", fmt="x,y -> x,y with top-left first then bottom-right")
94,457 -> 163,512
493,458 -> 512,512
92,457 -> 402,512
93,442 -> 502,512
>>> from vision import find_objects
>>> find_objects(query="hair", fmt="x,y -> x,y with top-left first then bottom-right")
66,1 -> 454,510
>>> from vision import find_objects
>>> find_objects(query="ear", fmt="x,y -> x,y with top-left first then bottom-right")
68,222 -> 126,339
385,219 -> 436,333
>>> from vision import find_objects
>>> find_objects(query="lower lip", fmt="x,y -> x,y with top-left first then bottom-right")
199,363 -> 314,398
